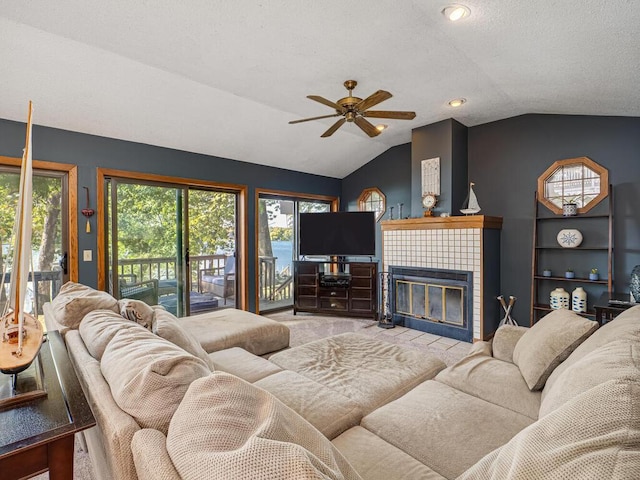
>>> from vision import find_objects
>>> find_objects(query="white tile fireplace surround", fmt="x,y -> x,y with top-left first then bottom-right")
381,216 -> 503,342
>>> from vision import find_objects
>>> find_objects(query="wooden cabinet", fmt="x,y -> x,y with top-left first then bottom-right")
530,187 -> 613,324
294,261 -> 377,319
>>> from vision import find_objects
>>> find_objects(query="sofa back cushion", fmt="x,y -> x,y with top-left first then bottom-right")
49,281 -> 119,329
79,309 -> 148,360
543,305 -> 640,398
118,298 -> 155,329
458,378 -> 640,479
153,308 -> 215,370
101,328 -> 211,435
540,341 -> 640,417
166,372 -> 362,480
512,309 -> 598,390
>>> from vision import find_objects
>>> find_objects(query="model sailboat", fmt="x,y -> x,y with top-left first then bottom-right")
0,101 -> 44,375
460,182 -> 481,215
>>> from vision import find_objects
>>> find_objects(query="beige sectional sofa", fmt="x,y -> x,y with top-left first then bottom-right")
49,282 -> 640,479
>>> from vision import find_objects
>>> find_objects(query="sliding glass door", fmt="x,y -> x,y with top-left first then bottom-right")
257,194 -> 332,313
0,162 -> 73,322
105,177 -> 238,316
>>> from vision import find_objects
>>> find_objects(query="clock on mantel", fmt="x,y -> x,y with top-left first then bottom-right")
422,193 -> 438,217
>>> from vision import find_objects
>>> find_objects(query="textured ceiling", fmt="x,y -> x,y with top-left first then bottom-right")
1,1 -> 639,178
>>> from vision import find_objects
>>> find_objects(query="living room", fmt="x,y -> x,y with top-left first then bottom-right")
1,2 -> 639,479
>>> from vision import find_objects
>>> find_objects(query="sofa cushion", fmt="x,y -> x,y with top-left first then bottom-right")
435,353 -> 541,419
255,370 -> 363,439
492,325 -> 528,363
540,341 -> 640,417
208,347 -> 282,383
118,298 -> 155,329
166,372 -> 362,480
543,304 -> 640,398
269,333 -> 446,414
512,309 -> 598,390
458,379 -> 640,480
361,380 -> 534,479
179,308 -> 290,355
49,281 -> 119,329
332,426 -> 446,480
101,328 -> 211,435
79,309 -> 148,360
153,308 -> 215,370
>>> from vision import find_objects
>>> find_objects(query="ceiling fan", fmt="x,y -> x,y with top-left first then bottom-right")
289,80 -> 416,138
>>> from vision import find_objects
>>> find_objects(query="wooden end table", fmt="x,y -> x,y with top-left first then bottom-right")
0,330 -> 96,480
594,292 -> 639,325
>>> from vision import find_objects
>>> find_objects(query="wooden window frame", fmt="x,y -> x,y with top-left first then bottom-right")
358,187 -> 386,222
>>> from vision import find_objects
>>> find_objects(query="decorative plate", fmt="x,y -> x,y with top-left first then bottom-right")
557,229 -> 583,248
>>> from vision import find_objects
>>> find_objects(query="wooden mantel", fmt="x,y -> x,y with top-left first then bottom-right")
380,215 -> 502,231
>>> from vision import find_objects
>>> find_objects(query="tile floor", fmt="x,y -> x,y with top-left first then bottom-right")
368,324 -> 472,357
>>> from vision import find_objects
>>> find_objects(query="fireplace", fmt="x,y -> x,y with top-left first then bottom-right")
390,266 -> 473,342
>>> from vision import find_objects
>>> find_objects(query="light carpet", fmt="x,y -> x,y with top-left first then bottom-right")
35,311 -> 470,479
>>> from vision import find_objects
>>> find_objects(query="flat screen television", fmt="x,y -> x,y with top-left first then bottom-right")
299,211 -> 376,256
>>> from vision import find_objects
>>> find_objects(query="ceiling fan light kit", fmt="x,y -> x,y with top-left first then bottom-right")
289,80 -> 416,138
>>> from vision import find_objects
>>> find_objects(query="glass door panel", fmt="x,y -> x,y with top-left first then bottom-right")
258,196 -> 331,312
108,181 -> 186,316
188,189 -> 237,311
0,167 -> 67,322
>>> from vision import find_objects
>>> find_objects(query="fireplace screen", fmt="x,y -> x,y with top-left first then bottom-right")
395,280 -> 464,326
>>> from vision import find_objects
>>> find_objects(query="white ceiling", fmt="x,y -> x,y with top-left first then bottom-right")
1,1 -> 639,178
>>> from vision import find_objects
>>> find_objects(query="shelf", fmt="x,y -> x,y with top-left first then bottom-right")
533,275 -> 608,284
535,214 -> 610,220
535,246 -> 609,251
533,303 -> 596,318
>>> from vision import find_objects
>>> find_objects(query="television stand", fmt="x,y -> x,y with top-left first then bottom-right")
293,260 -> 377,319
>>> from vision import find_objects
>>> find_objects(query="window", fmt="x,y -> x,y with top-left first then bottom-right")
358,187 -> 386,222
537,157 -> 608,214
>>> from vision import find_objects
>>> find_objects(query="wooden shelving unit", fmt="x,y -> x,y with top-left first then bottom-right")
530,186 -> 613,324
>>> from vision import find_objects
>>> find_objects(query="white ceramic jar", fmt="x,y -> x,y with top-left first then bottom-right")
550,287 -> 570,310
572,287 -> 587,313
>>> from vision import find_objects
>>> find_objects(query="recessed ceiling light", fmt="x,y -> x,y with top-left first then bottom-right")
442,5 -> 470,21
375,124 -> 388,132
448,98 -> 466,107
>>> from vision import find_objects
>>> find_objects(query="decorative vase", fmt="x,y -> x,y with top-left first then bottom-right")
565,271 -> 575,279
631,265 -> 640,302
543,269 -> 552,277
557,229 -> 583,248
572,287 -> 587,313
550,288 -> 570,310
562,203 -> 577,216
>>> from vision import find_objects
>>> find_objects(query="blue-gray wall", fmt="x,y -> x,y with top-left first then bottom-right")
342,114 -> 640,322
0,119 -> 341,312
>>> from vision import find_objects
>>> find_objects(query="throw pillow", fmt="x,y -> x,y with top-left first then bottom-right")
512,309 -> 598,390
153,309 -> 215,370
492,325 -> 528,363
166,372 -> 363,480
118,298 -> 155,329
49,281 -> 119,329
79,309 -> 147,360
101,328 -> 211,435
540,341 -> 640,417
458,379 -> 640,479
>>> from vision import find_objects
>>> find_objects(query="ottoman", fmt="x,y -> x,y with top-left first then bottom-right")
269,332 -> 446,414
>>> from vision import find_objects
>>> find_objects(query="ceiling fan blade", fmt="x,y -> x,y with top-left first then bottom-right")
354,116 -> 381,137
355,90 -> 392,112
321,118 -> 347,137
362,110 -> 416,120
289,113 -> 342,125
307,95 -> 345,112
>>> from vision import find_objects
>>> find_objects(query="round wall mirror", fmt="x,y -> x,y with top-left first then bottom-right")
358,187 -> 386,221
537,157 -> 608,214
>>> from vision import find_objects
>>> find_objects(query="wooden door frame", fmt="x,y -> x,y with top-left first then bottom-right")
254,189 -> 338,314
96,168 -> 248,310
0,156 -> 78,282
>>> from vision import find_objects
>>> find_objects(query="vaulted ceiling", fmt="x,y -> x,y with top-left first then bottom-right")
1,1 -> 638,178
